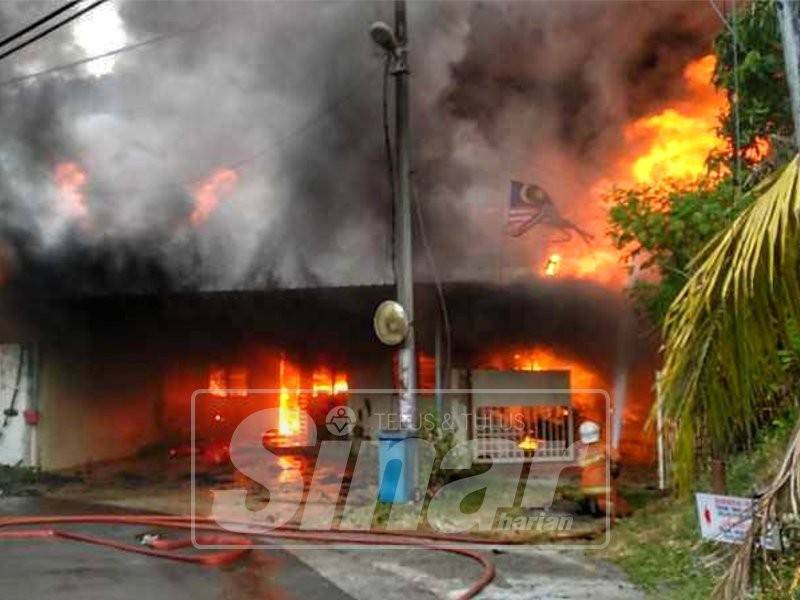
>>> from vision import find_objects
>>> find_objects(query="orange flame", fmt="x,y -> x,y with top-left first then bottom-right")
518,435 -> 539,451
538,54 -> 753,288
333,375 -> 349,396
190,168 -> 238,226
484,347 -> 654,462
543,253 -> 561,277
539,238 -> 627,287
311,368 -> 333,398
311,368 -> 349,397
744,136 -> 770,163
624,55 -> 728,184
208,365 -> 227,397
54,162 -> 89,219
278,357 -> 301,436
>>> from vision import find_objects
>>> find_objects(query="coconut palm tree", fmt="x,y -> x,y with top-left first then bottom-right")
660,156 -> 800,485
658,156 -> 800,598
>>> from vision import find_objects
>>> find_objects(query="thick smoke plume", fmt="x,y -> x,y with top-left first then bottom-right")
0,0 -> 719,294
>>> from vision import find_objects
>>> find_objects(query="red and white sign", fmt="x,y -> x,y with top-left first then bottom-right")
696,492 -> 779,549
696,493 -> 754,545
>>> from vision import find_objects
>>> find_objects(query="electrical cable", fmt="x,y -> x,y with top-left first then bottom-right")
707,0 -> 744,190
732,0 -> 743,188
225,67 -> 380,174
0,25 -> 208,89
382,54 -> 398,286
411,180 -> 452,391
0,0 -> 110,63
0,1 -> 81,50
708,0 -> 737,37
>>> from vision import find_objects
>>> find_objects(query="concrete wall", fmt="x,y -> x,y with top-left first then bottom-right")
38,339 -> 163,471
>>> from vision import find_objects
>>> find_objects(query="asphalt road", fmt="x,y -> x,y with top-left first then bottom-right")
0,495 -> 644,599
0,496 -> 354,600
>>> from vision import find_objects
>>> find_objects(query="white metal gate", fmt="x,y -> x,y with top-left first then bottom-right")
470,369 -> 574,464
474,405 -> 574,463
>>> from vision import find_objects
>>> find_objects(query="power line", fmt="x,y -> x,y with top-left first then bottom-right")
0,0 -> 110,63
708,0 -> 736,37
0,25 -> 208,89
382,54 -> 397,287
707,0 -> 743,186
411,180 -> 452,390
0,1 -> 81,49
707,0 -> 746,53
732,0 -> 742,187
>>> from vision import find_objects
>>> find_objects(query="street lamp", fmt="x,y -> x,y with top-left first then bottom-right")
369,21 -> 398,54
368,4 -> 416,433
370,2 -> 418,504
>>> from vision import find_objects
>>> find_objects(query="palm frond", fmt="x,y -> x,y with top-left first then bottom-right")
659,155 -> 800,489
714,422 -> 800,599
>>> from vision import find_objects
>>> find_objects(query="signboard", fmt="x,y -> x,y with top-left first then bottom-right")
695,492 -> 779,549
696,493 -> 754,545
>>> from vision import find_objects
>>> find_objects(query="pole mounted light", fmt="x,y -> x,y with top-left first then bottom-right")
369,2 -> 417,436
369,19 -> 407,74
369,21 -> 398,53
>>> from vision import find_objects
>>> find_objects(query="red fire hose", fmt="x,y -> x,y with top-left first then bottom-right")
0,515 -> 495,599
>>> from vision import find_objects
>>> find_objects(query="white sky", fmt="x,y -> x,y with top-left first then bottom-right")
71,2 -> 127,77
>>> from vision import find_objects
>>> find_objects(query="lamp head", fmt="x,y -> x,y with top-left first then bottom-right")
369,21 -> 398,53
373,300 -> 409,346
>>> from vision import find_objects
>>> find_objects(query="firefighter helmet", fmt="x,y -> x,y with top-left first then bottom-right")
579,420 -> 601,444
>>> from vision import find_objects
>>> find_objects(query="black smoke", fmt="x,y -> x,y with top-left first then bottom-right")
0,1 -> 719,295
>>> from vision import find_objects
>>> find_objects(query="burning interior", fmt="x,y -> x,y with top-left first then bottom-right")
0,280 -> 656,471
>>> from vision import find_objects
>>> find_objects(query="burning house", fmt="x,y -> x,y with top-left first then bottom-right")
0,1 -> 731,473
0,279 -> 655,470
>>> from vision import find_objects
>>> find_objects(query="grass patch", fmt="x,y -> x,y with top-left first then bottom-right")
605,410 -> 799,599
0,465 -> 80,496
604,494 -> 718,599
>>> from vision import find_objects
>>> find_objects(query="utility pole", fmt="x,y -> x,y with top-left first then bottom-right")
778,1 -> 800,148
392,0 -> 417,431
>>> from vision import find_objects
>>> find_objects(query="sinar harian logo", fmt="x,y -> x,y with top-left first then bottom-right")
325,405 -> 356,436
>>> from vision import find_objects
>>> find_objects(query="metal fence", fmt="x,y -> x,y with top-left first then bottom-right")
473,405 -> 574,463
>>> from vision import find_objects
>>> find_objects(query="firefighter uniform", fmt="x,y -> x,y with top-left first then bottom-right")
578,422 -> 631,518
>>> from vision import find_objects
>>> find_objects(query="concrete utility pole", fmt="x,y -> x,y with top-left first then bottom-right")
777,1 -> 800,148
392,0 -> 417,430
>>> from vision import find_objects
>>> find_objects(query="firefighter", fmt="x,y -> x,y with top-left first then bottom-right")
578,420 -> 631,518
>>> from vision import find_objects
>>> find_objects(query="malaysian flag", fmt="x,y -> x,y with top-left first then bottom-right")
506,180 -> 593,243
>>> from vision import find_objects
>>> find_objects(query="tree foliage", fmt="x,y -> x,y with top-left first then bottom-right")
608,179 -> 751,325
607,0 -> 800,487
660,158 -> 800,489
712,0 -> 795,175
609,0 -> 795,327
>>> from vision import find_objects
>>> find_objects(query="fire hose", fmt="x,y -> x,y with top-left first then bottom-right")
0,515 -> 495,599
